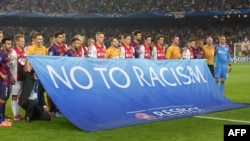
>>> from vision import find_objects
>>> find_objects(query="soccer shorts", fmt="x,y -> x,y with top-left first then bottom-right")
0,83 -> 11,100
11,81 -> 23,96
215,65 -> 227,79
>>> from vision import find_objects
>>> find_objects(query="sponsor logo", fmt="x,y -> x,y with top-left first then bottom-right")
135,113 -> 155,120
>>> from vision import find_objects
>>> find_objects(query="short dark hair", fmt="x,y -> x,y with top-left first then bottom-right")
109,37 -> 118,42
53,31 -> 63,38
133,30 -> 142,36
70,37 -> 80,44
2,37 -> 12,44
156,34 -> 164,40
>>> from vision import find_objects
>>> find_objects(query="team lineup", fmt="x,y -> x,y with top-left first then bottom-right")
0,30 -> 232,126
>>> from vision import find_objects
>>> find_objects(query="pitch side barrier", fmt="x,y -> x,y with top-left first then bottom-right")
231,56 -> 250,63
27,55 -> 249,132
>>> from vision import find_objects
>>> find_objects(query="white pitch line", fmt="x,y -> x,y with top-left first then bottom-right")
195,116 -> 250,124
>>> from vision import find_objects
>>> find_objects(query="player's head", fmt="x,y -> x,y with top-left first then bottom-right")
132,30 -> 142,41
144,35 -> 152,46
206,36 -> 213,45
53,31 -> 64,45
31,32 -> 43,46
109,37 -> 119,48
219,35 -> 226,45
2,37 -> 12,51
156,34 -> 164,45
123,34 -> 131,45
87,37 -> 95,47
70,37 -> 81,50
95,32 -> 105,45
14,34 -> 25,48
189,38 -> 196,48
171,35 -> 179,45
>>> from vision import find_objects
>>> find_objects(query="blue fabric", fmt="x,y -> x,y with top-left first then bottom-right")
27,55 -> 249,132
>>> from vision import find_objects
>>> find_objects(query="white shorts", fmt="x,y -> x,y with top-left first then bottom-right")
11,81 -> 23,96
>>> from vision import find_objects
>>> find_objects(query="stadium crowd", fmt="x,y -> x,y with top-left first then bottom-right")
1,0 -> 250,13
0,23 -> 249,49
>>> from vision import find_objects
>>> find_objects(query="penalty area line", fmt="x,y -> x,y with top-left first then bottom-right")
194,116 -> 250,124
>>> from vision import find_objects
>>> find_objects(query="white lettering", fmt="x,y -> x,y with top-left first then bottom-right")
70,66 -> 93,89
94,68 -> 110,89
159,68 -> 177,86
132,66 -> 151,86
187,66 -> 207,83
228,129 -> 235,136
149,67 -> 165,86
109,67 -> 130,88
176,67 -> 192,84
47,65 -> 73,89
170,68 -> 182,85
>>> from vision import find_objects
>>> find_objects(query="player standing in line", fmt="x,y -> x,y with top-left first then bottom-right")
60,31 -> 68,55
130,30 -> 142,58
182,39 -> 196,59
25,32 -> 48,55
10,34 -> 26,121
214,35 -> 232,93
165,35 -> 181,59
64,38 -> 82,57
88,32 -> 106,58
120,34 -> 134,59
106,37 -> 120,59
48,31 -> 64,118
0,38 -> 15,126
202,36 -> 215,77
151,34 -> 165,60
48,31 -> 63,56
138,35 -> 152,59
74,34 -> 88,57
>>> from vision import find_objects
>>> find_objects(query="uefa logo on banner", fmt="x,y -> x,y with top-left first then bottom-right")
135,113 -> 155,120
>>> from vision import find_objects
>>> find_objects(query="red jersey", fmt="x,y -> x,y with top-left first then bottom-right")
13,46 -> 26,80
156,45 -> 165,59
60,43 -> 67,54
123,44 -> 134,58
95,43 -> 106,58
143,44 -> 152,59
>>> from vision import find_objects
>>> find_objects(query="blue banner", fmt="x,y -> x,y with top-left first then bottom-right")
27,55 -> 249,132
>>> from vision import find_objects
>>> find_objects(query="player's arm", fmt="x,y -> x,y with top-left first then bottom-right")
138,45 -> 145,59
151,47 -> 157,60
120,46 -> 125,59
105,48 -> 110,59
48,47 -> 56,56
165,47 -> 172,59
88,45 -> 97,58
227,47 -> 232,72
